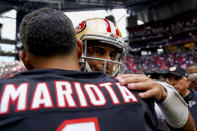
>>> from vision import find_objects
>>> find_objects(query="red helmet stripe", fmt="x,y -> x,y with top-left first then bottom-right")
104,19 -> 111,33
114,24 -> 120,37
116,28 -> 120,36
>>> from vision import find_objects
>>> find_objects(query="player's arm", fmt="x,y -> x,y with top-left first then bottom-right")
115,74 -> 196,131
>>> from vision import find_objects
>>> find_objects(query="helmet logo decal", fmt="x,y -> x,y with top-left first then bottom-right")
76,21 -> 86,34
170,66 -> 176,71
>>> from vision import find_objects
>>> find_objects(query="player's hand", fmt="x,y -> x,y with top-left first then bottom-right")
115,74 -> 167,102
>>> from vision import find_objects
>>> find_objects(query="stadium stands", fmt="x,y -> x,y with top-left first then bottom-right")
128,10 -> 197,49
0,61 -> 26,78
125,51 -> 197,73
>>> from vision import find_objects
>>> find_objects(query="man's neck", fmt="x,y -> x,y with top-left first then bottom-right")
30,55 -> 81,71
183,89 -> 191,98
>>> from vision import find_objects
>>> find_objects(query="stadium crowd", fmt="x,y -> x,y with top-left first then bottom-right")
0,61 -> 26,78
0,51 -> 196,78
125,51 -> 197,73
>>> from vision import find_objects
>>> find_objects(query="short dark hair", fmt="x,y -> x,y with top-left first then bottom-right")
19,8 -> 76,56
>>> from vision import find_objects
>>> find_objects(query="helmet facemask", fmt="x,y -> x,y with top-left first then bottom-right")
80,38 -> 127,76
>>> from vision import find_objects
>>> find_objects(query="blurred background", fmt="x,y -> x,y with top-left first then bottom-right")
0,0 -> 196,78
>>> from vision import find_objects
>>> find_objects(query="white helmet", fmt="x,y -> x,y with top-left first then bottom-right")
76,18 -> 128,76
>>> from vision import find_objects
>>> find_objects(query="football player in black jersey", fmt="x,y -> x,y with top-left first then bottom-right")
76,18 -> 196,130
0,8 -> 170,131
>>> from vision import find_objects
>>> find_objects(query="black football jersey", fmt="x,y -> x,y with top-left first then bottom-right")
0,69 -> 157,131
184,89 -> 197,126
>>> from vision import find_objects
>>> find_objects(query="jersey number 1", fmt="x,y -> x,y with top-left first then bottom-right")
56,117 -> 100,131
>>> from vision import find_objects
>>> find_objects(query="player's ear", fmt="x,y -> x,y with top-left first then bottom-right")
19,50 -> 26,64
76,39 -> 83,59
19,50 -> 33,70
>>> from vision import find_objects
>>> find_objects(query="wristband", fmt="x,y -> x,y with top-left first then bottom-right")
157,81 -> 188,128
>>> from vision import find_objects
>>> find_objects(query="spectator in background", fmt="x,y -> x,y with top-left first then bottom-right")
188,63 -> 197,74
189,73 -> 197,90
167,66 -> 197,126
188,64 -> 197,90
167,66 -> 190,97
